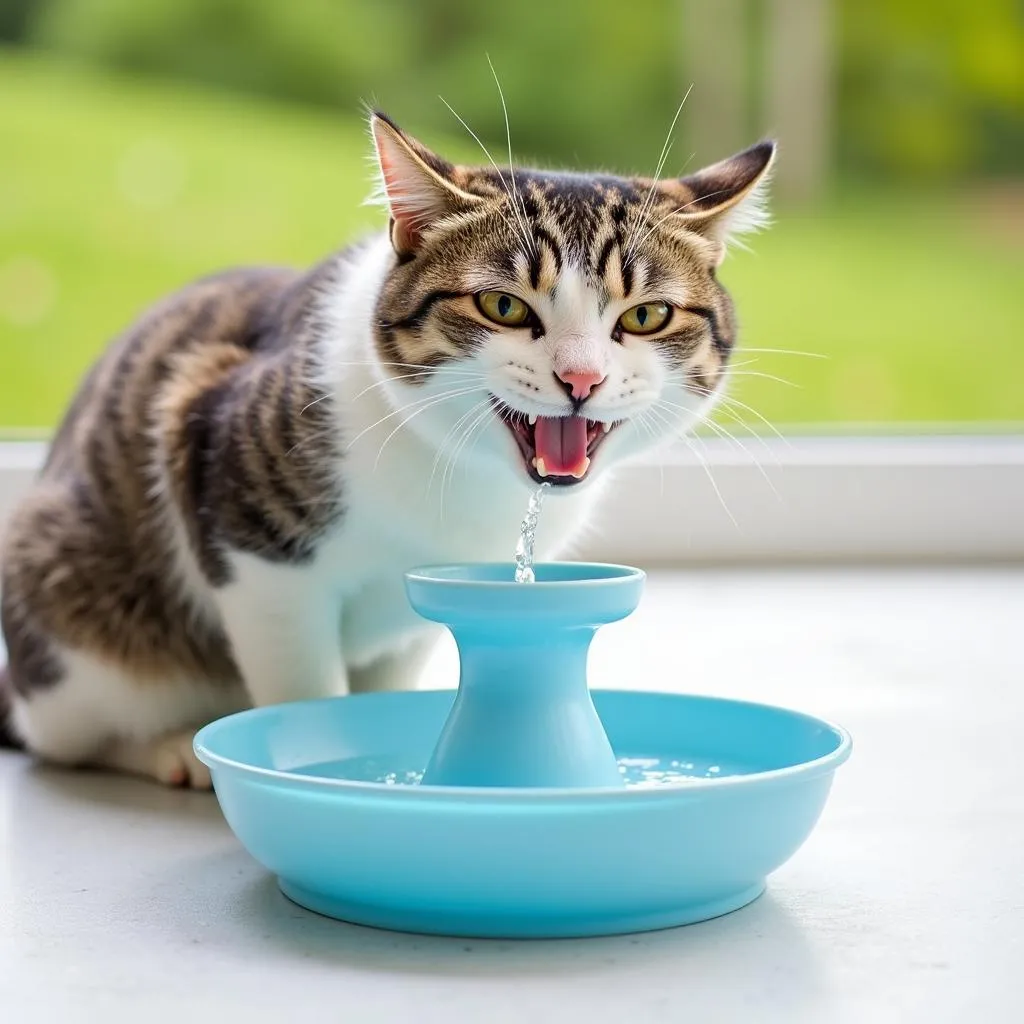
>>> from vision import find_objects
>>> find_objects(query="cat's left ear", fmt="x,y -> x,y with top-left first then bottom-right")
659,140 -> 777,262
369,112 -> 482,258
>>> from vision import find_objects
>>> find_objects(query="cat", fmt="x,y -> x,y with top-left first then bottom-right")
0,111 -> 774,787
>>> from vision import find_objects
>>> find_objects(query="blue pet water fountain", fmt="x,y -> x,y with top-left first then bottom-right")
194,562 -> 850,939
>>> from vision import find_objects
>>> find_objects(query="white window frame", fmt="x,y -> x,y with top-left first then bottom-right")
1,436 -> 1022,565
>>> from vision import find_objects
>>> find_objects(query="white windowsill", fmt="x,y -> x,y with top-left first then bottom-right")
1,435 -> 1022,565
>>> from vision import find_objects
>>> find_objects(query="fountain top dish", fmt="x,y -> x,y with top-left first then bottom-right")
404,561 -> 645,630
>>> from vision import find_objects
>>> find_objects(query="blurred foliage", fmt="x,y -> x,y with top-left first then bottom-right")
0,0 -> 1017,182
839,0 -> 1024,178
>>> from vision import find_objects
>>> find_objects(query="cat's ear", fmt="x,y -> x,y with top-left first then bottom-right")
369,112 -> 481,258
659,140 -> 776,262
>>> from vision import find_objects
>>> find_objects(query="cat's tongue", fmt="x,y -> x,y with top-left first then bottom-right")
533,416 -> 590,478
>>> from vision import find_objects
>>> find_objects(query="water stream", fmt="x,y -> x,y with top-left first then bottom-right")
513,481 -> 550,583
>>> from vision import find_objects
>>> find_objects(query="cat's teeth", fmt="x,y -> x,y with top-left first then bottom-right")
528,413 -> 537,426
571,457 -> 591,479
535,457 -> 549,478
602,421 -> 613,433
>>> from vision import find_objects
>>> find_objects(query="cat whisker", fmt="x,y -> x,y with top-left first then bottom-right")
709,393 -> 792,448
439,400 -> 496,520
334,359 -> 483,374
347,384 -> 483,453
685,405 -> 782,497
738,347 -> 827,360
284,425 -> 340,460
722,370 -> 800,389
353,369 -> 487,401
486,55 -> 536,257
438,400 -> 495,519
706,401 -> 779,451
438,94 -> 533,258
680,432 -> 740,530
370,385 -> 487,471
632,410 -> 667,497
427,397 -> 492,499
623,85 -> 693,266
461,399 -> 498,464
627,186 -> 736,258
298,392 -> 334,416
706,405 -> 782,462
642,403 -> 737,523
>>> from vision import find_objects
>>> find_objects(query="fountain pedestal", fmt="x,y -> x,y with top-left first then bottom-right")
404,562 -> 644,789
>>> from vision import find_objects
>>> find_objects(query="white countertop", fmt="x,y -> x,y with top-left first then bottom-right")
2,567 -> 1022,1023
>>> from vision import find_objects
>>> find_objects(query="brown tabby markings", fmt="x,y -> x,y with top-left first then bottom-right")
1,262 -> 347,693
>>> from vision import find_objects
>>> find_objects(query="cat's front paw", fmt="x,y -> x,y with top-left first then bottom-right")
152,731 -> 212,790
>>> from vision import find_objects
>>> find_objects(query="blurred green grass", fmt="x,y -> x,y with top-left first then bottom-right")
2,49 -> 1022,433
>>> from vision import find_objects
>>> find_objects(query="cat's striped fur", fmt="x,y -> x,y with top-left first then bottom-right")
0,112 -> 774,785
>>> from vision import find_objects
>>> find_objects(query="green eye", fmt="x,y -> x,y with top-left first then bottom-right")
618,301 -> 671,335
476,291 -> 531,327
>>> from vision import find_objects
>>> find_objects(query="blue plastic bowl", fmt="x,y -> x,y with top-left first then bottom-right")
194,689 -> 850,939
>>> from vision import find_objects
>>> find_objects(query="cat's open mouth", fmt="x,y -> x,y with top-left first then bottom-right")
492,401 -> 617,486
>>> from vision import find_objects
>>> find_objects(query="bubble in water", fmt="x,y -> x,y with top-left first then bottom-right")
514,482 -> 550,583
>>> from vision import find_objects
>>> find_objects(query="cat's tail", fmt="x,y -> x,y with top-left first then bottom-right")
0,665 -> 25,750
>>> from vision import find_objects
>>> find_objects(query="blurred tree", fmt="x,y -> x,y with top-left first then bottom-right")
680,0 -> 750,165
0,0 -> 45,41
764,0 -> 833,201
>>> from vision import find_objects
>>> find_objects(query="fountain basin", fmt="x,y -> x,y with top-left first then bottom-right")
194,688 -> 851,938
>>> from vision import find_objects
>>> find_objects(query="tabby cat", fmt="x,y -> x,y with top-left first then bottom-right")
0,112 -> 774,786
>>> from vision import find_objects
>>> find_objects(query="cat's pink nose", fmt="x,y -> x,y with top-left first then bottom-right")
557,370 -> 607,401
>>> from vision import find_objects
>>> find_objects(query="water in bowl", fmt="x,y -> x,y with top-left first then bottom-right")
288,753 -> 755,788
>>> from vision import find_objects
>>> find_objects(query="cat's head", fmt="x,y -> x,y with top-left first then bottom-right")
367,112 -> 774,490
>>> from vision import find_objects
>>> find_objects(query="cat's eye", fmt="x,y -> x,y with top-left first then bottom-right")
617,301 -> 671,336
476,291 -> 532,328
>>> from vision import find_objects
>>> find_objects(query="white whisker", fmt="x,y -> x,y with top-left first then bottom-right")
487,54 -> 535,256
633,410 -> 666,497
285,426 -> 337,460
723,370 -> 800,389
438,94 -> 533,257
346,383 -> 482,452
706,404 -> 781,461
299,392 -> 333,416
681,433 -> 739,530
427,397 -> 491,498
738,348 -> 827,360
712,393 -> 792,448
691,408 -> 782,498
370,385 -> 486,471
644,404 -> 738,527
440,400 -> 496,519
628,185 -> 736,257
623,85 -> 693,265
353,369 -> 487,401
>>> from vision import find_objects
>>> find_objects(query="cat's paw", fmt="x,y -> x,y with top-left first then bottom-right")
152,731 -> 212,790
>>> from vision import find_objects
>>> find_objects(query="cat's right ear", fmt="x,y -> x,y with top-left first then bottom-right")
369,113 -> 480,258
